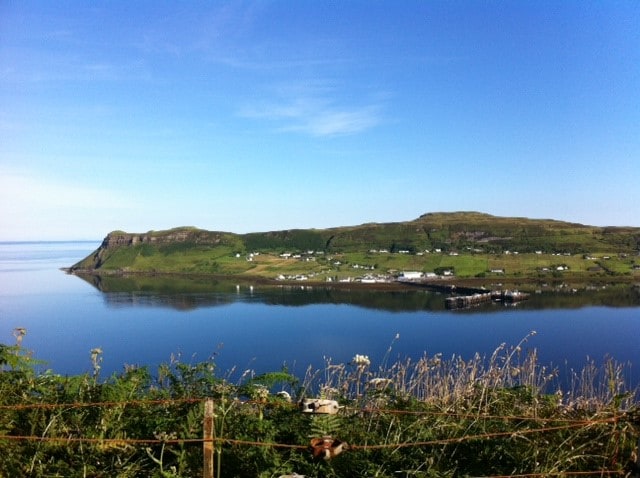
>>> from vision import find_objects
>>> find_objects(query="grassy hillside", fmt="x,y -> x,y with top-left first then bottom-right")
70,212 -> 640,281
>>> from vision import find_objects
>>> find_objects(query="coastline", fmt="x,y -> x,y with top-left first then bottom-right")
63,267 -> 639,294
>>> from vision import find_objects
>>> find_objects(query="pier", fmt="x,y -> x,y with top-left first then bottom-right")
395,279 -> 530,309
445,290 -> 529,309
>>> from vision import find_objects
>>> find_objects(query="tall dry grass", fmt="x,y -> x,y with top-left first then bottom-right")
299,331 -> 637,415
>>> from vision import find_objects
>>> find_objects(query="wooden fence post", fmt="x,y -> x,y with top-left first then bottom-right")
203,399 -> 214,478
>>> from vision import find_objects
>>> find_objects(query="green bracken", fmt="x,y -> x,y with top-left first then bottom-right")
1,330 -> 638,477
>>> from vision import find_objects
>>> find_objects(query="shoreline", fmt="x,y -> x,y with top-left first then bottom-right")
63,267 -> 639,293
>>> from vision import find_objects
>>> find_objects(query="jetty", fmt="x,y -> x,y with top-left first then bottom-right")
445,290 -> 529,309
393,279 -> 530,309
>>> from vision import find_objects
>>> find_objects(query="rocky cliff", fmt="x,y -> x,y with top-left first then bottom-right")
70,227 -> 234,271
99,227 -> 227,249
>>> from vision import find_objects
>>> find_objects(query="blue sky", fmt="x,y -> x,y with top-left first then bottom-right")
1,1 -> 639,240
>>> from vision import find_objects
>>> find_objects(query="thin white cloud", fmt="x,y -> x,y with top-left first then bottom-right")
134,1 -> 264,61
240,84 -> 384,137
1,53 -> 149,84
282,106 -> 381,137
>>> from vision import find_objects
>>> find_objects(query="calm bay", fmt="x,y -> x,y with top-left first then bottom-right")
1,242 -> 639,389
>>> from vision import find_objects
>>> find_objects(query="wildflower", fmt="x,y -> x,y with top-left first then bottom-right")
13,327 -> 27,346
352,354 -> 371,367
251,384 -> 269,401
90,348 -> 103,378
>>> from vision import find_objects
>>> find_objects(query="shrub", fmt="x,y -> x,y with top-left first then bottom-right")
0,332 -> 638,477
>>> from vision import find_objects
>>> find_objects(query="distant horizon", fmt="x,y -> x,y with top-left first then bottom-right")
0,239 -> 102,244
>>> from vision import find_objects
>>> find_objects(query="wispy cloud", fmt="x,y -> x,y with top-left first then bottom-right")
1,52 -> 149,84
134,1 -> 264,61
240,83 -> 384,137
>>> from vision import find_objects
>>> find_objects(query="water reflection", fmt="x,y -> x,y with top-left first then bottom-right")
73,273 -> 640,312
4,243 -> 639,386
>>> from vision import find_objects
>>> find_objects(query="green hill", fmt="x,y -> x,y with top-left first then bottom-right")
69,212 -> 640,280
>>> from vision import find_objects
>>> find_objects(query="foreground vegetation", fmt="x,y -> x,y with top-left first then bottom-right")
1,331 -> 639,477
69,212 -> 640,283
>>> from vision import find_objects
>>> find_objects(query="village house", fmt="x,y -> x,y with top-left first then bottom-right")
398,271 -> 423,280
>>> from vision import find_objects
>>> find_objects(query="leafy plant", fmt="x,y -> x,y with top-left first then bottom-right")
0,333 -> 638,477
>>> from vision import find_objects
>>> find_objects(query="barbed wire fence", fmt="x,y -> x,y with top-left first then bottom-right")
0,397 -> 638,477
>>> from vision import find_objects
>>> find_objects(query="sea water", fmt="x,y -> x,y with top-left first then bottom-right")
1,242 -> 639,389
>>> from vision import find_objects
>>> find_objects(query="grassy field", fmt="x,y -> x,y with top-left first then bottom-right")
226,250 -> 640,282
78,243 -> 640,285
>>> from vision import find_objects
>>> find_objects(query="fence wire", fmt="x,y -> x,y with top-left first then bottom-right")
0,396 -> 636,476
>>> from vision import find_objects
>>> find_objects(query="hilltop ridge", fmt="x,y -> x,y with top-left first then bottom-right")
69,212 -> 640,281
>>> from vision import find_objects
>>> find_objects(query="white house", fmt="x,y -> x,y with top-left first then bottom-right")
399,271 -> 423,280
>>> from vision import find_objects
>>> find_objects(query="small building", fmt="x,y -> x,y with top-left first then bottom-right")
399,271 -> 423,280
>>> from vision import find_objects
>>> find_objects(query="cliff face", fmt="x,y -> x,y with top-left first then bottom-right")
100,228 -> 226,249
70,227 -> 232,271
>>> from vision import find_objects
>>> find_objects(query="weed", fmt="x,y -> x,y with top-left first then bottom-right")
0,332 -> 638,477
